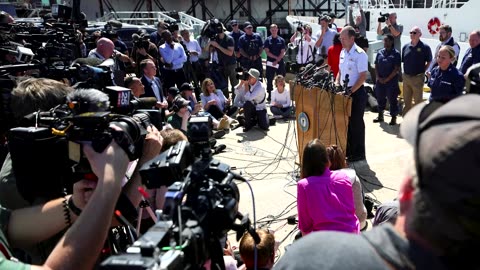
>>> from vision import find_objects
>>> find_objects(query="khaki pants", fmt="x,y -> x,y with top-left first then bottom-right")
402,73 -> 425,116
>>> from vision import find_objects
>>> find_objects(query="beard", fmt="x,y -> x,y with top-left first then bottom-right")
439,35 -> 446,42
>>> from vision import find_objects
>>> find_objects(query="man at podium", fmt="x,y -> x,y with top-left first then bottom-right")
335,26 -> 368,162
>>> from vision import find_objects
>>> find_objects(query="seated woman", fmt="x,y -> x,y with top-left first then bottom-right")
326,144 -> 368,230
297,139 -> 360,236
200,78 -> 238,123
270,75 -> 293,119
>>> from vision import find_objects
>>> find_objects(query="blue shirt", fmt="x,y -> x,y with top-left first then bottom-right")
263,35 -> 286,62
375,48 -> 401,84
402,40 -> 432,75
238,33 -> 264,56
460,46 -> 480,74
159,42 -> 188,70
428,64 -> 465,102
229,30 -> 245,52
315,28 -> 337,56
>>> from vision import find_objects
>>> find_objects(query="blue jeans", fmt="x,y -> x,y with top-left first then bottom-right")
270,105 -> 292,118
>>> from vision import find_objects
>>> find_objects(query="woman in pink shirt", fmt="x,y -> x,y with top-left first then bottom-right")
297,139 -> 360,235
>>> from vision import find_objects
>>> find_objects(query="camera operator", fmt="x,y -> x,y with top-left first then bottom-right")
0,139 -> 130,270
238,22 -> 264,78
87,37 -> 133,86
150,21 -> 169,47
158,30 -> 188,89
289,24 -> 316,65
131,30 -> 159,77
377,13 -> 403,53
206,21 -> 238,100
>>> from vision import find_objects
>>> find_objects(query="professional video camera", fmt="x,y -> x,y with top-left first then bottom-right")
378,12 -> 390,23
295,21 -> 304,33
101,130 -> 258,269
7,87 -> 161,204
202,18 -> 223,39
132,33 -> 150,50
235,66 -> 249,81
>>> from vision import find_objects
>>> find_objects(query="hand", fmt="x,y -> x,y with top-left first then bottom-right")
209,41 -> 219,48
386,19 -> 391,26
426,71 -> 431,80
137,47 -> 147,56
139,125 -> 163,165
82,141 -> 129,187
72,179 -> 98,210
208,99 -> 217,105
182,110 -> 191,121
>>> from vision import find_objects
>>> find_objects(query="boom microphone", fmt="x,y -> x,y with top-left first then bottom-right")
67,88 -> 111,114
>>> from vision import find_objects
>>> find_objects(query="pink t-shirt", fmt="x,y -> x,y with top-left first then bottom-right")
297,169 -> 360,235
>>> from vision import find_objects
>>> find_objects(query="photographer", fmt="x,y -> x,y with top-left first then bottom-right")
377,13 -> 403,53
238,22 -> 264,78
240,68 -> 269,132
206,21 -> 238,100
131,30 -> 159,77
290,24 -> 316,65
0,139 -> 130,270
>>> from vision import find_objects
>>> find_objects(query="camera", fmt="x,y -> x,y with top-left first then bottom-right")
164,20 -> 179,33
378,12 -> 390,23
132,33 -> 150,50
466,63 -> 480,94
202,18 -> 223,39
235,66 -> 249,81
102,139 -> 250,270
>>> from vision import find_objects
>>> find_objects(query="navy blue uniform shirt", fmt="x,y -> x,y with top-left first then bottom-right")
238,33 -> 264,56
402,40 -> 432,75
460,45 -> 480,74
375,47 -> 401,84
428,64 -> 465,102
229,30 -> 245,52
263,36 -> 286,62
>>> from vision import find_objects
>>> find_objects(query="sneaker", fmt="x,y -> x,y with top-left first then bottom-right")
212,144 -> 226,155
212,130 -> 226,139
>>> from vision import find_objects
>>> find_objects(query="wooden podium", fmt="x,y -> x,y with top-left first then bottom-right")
293,83 -> 352,164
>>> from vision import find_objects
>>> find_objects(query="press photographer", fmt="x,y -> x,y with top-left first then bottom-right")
376,12 -> 403,53
289,23 -> 316,66
204,19 -> 238,100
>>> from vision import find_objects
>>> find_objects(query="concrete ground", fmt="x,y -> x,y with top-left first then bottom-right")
213,82 -> 413,262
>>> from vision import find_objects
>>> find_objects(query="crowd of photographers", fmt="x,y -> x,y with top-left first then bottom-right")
1,3 -> 480,269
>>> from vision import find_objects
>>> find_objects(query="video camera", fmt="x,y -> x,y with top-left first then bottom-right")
378,12 -> 390,23
202,18 -> 223,39
7,87 -> 161,204
295,21 -> 304,33
235,66 -> 249,81
466,63 -> 480,94
101,136 -> 256,270
132,33 -> 150,50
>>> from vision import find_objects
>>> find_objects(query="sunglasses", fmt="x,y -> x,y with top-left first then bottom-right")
409,31 -> 417,35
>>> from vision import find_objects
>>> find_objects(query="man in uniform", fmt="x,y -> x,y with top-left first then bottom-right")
401,27 -> 432,115
238,22 -> 264,77
263,24 -> 286,102
374,34 -> 401,125
335,26 -> 368,163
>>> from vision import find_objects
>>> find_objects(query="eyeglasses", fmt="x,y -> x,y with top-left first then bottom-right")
409,31 -> 417,35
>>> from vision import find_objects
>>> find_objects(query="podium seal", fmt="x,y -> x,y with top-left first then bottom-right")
298,112 -> 309,132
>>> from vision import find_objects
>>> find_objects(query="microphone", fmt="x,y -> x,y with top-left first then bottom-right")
67,88 -> 110,114
343,74 -> 351,94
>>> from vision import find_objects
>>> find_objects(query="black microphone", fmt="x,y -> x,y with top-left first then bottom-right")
343,74 -> 351,94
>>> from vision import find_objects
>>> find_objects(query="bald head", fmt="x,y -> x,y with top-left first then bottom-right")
96,37 -> 114,59
469,30 -> 480,49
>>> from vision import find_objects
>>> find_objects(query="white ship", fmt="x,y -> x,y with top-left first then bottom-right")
287,0 -> 476,65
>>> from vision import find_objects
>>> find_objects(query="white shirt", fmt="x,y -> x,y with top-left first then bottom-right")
339,43 -> 368,87
271,88 -> 291,108
244,80 -> 267,110
294,37 -> 316,64
183,39 -> 202,63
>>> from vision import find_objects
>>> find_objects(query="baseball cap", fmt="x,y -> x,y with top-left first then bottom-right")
247,68 -> 260,80
174,96 -> 190,108
400,94 -> 480,207
319,15 -> 330,22
329,12 -> 337,18
244,21 -> 253,28
230,19 -> 238,26
180,82 -> 194,92
168,86 -> 180,97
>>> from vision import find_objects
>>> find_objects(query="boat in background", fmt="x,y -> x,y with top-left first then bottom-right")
287,0 -> 477,67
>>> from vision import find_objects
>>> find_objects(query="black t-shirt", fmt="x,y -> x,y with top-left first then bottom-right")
215,34 -> 236,66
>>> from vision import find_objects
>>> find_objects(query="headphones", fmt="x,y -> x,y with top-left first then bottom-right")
172,103 -> 180,112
